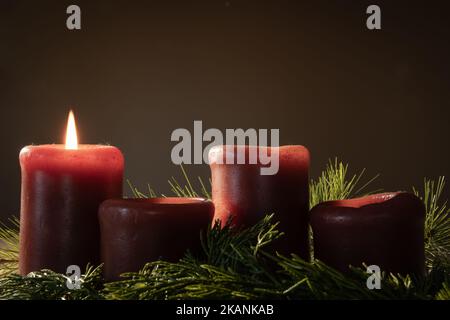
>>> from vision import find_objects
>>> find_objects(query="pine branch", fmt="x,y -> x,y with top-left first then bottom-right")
0,217 -> 19,276
0,265 -> 103,300
126,180 -> 157,198
202,214 -> 283,269
309,158 -> 380,209
436,283 -> 450,300
104,257 -> 285,300
0,214 -> 449,300
104,215 -> 285,300
167,165 -> 211,199
127,165 -> 211,199
413,177 -> 450,269
276,254 -> 432,300
1,161 -> 449,300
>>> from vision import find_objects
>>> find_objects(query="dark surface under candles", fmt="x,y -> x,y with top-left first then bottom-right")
209,145 -> 310,259
19,145 -> 124,275
99,197 -> 214,281
310,192 -> 425,276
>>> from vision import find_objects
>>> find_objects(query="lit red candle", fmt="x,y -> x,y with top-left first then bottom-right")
208,145 -> 310,259
99,198 -> 214,281
310,192 -> 425,276
19,111 -> 124,275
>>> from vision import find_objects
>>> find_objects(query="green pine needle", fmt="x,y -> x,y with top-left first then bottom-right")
309,158 -> 380,209
436,283 -> 450,300
167,165 -> 211,199
0,217 -> 19,277
126,180 -> 157,198
0,265 -> 103,300
413,177 -> 450,270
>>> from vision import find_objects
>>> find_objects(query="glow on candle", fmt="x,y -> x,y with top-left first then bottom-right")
65,110 -> 78,150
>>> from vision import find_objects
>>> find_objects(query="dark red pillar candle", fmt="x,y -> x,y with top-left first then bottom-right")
99,197 -> 214,281
310,192 -> 425,275
19,145 -> 124,275
209,145 -> 310,259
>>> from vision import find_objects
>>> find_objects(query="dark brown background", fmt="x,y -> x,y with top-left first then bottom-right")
0,0 -> 449,220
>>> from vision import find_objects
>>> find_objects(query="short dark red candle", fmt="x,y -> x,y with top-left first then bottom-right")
99,197 -> 214,281
310,192 -> 425,275
209,145 -> 310,259
19,145 -> 124,275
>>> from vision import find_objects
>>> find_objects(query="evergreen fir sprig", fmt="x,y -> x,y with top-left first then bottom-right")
413,177 -> 450,269
127,180 -> 157,198
202,214 -> 283,269
127,165 -> 211,199
0,217 -> 19,276
436,283 -> 450,300
0,265 -> 103,300
275,255 -> 428,300
309,158 -> 380,208
167,165 -> 211,199
104,258 -> 281,300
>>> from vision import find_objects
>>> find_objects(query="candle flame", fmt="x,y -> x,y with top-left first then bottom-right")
65,110 -> 78,150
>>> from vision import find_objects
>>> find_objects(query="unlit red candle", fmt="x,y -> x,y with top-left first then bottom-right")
310,192 -> 425,276
19,112 -> 124,275
208,145 -> 310,259
99,197 -> 214,281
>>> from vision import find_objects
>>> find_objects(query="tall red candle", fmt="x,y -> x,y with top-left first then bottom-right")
209,145 -> 310,259
19,111 -> 124,275
99,198 -> 214,281
310,192 -> 425,275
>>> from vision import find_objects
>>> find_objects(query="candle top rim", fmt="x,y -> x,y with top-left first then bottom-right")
313,191 -> 415,209
20,144 -> 123,158
310,192 -> 425,227
100,197 -> 214,217
19,144 -> 124,169
208,144 -> 309,165
21,144 -> 118,151
103,197 -> 211,207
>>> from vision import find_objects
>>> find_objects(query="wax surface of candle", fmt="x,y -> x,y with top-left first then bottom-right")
99,197 -> 214,281
19,145 -> 124,275
310,192 -> 425,275
209,145 -> 310,259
